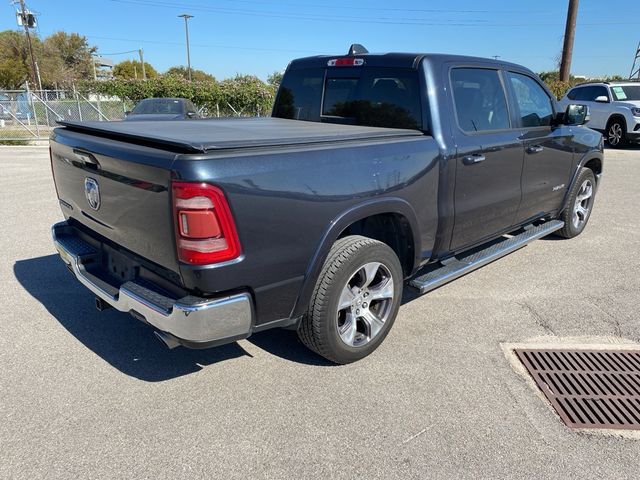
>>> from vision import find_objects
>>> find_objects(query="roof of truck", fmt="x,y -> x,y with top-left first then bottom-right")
288,52 -> 530,73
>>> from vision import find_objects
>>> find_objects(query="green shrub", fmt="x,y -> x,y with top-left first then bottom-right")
545,79 -> 573,100
79,75 -> 277,117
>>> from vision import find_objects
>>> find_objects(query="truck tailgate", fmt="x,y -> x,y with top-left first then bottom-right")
50,130 -> 179,274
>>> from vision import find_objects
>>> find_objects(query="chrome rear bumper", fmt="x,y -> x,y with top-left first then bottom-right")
51,221 -> 253,347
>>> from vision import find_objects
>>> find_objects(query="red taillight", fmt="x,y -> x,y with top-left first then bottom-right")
172,182 -> 241,265
327,58 -> 364,67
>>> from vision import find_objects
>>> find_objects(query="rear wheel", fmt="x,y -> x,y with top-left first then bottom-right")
556,168 -> 596,239
297,235 -> 403,364
606,118 -> 627,148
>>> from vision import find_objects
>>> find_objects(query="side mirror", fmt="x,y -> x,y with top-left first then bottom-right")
564,104 -> 590,126
186,111 -> 196,118
594,95 -> 609,103
124,110 -> 131,116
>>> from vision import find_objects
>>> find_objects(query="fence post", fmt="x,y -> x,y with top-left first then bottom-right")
73,85 -> 83,121
97,93 -> 103,121
216,103 -> 220,117
26,82 -> 40,138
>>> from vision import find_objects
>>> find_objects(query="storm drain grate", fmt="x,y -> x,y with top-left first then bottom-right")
515,348 -> 640,430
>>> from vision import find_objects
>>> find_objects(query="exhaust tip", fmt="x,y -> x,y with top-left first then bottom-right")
95,297 -> 112,311
154,330 -> 181,349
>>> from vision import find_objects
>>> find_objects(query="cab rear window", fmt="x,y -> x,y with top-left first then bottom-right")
273,67 -> 423,131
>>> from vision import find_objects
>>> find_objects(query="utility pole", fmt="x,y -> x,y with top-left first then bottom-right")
559,0 -> 579,82
17,0 -> 42,91
92,56 -> 98,81
630,41 -> 640,80
138,48 -> 147,80
178,13 -> 193,81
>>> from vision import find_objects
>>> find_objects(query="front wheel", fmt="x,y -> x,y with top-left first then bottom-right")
606,119 -> 627,148
297,235 -> 403,364
555,168 -> 596,239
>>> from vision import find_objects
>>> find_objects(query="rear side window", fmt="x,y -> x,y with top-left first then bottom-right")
570,85 -> 608,101
272,68 -> 324,121
451,68 -> 510,132
567,88 -> 581,100
507,72 -> 554,128
273,67 -> 423,130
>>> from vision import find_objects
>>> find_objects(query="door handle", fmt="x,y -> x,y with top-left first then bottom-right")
462,154 -> 486,165
527,145 -> 544,154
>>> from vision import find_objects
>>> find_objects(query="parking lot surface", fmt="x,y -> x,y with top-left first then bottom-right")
1,145 -> 640,479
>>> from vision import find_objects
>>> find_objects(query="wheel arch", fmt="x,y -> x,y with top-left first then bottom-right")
560,150 -> 603,213
606,113 -> 627,132
290,197 -> 422,319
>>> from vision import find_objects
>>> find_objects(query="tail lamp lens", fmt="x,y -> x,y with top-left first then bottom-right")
172,182 -> 241,264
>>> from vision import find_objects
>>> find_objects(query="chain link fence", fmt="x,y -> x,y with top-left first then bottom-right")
0,89 -> 129,141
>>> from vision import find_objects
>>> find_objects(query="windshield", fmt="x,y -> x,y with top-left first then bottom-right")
273,67 -> 423,130
132,99 -> 184,115
610,85 -> 640,101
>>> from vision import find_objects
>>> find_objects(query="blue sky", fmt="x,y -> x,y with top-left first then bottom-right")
3,0 -> 639,80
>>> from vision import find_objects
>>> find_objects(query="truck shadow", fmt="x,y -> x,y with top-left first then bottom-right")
14,255 -> 253,382
14,254 -> 335,381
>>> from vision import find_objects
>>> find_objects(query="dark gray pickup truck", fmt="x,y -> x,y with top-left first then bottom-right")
50,45 -> 603,363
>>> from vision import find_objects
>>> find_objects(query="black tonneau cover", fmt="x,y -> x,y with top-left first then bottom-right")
58,117 -> 423,153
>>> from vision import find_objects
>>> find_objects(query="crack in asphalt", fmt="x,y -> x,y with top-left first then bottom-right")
518,301 -> 555,335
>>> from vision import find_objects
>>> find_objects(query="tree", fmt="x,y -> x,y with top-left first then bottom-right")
267,71 -> 283,88
0,30 -> 37,88
113,60 -> 158,79
0,57 -> 28,89
0,29 -> 97,89
165,66 -> 214,82
41,31 -> 95,87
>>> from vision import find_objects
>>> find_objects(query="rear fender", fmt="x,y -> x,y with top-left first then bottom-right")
290,197 -> 421,319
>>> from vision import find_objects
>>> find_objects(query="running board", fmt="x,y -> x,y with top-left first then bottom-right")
409,220 -> 564,294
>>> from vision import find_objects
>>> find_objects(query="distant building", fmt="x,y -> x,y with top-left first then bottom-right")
93,56 -> 114,81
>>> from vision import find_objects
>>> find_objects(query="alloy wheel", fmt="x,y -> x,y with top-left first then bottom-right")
336,261 -> 394,347
608,123 -> 622,146
572,179 -> 593,230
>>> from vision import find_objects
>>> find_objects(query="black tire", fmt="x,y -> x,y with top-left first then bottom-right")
606,117 -> 628,148
555,168 -> 597,239
297,235 -> 403,364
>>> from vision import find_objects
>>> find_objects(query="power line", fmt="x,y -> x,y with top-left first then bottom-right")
106,0 -> 638,27
103,0 -> 518,26
85,34 -> 325,54
180,0 -> 493,15
108,0 -> 493,16
96,49 -> 140,56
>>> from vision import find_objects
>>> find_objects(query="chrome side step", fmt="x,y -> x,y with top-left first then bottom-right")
409,220 -> 564,294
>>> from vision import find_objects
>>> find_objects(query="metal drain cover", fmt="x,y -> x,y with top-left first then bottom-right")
515,348 -> 640,430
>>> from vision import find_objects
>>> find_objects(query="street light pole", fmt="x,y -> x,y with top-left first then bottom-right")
178,13 -> 194,81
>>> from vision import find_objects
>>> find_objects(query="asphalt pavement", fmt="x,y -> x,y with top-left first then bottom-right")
1,144 -> 640,479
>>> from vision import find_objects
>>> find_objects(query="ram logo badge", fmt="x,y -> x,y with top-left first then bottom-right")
84,177 -> 101,211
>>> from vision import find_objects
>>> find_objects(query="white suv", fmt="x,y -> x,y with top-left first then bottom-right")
560,82 -> 640,148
